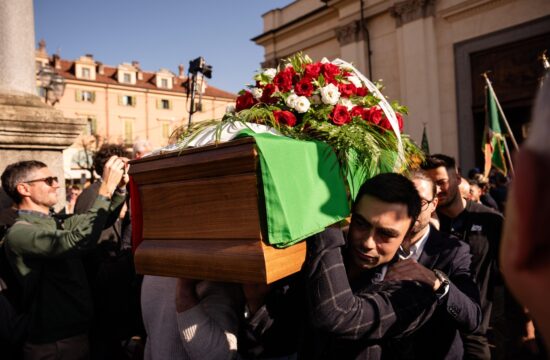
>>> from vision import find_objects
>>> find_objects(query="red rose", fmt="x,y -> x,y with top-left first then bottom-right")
273,110 -> 297,127
379,117 -> 392,131
350,105 -> 368,120
260,84 -> 277,104
366,107 -> 382,125
330,105 -> 351,126
355,87 -> 369,97
396,113 -> 404,131
304,63 -> 322,79
322,63 -> 340,82
235,91 -> 256,112
273,67 -> 296,92
321,63 -> 340,79
294,78 -> 314,97
338,83 -> 357,98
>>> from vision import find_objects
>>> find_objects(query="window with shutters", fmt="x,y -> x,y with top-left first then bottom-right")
159,99 -> 171,110
76,90 -> 95,103
81,90 -> 94,103
120,95 -> 136,106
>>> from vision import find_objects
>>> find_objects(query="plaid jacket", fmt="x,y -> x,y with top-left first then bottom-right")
304,228 -> 438,359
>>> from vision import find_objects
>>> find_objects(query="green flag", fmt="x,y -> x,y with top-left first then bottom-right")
421,124 -> 430,155
483,85 -> 507,177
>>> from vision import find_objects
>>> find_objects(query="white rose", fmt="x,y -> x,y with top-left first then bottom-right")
320,57 -> 330,64
251,87 -> 263,100
262,68 -> 277,80
339,98 -> 354,111
226,104 -> 236,114
320,83 -> 340,105
286,93 -> 299,108
294,96 -> 311,113
347,74 -> 363,88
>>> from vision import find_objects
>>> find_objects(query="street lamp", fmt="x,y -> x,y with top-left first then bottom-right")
38,65 -> 66,105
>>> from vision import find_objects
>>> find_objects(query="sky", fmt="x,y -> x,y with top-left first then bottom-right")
34,0 -> 295,94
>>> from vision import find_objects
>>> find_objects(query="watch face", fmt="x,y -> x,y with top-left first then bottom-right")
434,270 -> 450,287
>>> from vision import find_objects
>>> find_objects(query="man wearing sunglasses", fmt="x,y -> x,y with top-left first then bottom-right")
383,171 -> 481,359
1,156 -> 128,360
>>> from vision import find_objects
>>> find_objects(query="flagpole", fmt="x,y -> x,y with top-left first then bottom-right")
482,73 -> 520,151
540,50 -> 549,87
502,135 -> 515,177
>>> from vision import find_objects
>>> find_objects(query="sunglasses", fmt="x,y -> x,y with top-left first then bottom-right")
24,176 -> 59,186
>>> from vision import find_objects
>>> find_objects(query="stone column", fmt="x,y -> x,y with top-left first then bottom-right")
0,0 -> 36,94
336,19 -> 370,78
0,0 -> 85,210
391,0 -> 443,154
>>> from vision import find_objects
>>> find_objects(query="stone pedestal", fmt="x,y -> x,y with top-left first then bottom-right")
0,91 -> 85,210
0,0 -> 86,211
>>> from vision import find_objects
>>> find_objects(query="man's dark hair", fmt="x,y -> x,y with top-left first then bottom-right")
421,154 -> 456,172
1,161 -> 47,204
353,173 -> 422,223
409,170 -> 436,199
468,179 -> 481,188
93,144 -> 129,177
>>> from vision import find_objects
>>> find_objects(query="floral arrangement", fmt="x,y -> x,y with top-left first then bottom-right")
179,53 -> 423,198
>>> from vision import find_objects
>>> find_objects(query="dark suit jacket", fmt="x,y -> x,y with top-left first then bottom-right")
438,201 -> 503,337
305,228 -> 439,359
399,226 -> 482,360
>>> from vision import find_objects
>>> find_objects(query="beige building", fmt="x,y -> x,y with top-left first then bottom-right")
35,41 -> 236,180
253,0 -> 550,171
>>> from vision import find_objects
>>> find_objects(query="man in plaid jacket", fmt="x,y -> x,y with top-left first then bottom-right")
304,173 -> 442,359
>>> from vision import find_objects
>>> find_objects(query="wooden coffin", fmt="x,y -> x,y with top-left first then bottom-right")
128,137 -> 306,284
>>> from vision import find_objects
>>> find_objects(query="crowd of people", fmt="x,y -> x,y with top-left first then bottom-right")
0,83 -> 549,360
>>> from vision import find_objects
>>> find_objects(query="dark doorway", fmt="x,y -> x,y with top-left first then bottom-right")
454,16 -> 550,172
470,33 -> 549,168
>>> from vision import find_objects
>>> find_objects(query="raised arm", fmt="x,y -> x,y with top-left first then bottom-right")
7,157 -> 128,258
7,193 -> 125,258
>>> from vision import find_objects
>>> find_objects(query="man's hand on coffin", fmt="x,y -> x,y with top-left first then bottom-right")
242,283 -> 270,316
176,278 -> 199,313
98,156 -> 126,197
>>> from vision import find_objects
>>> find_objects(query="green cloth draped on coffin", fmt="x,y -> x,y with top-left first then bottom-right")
236,130 -> 350,248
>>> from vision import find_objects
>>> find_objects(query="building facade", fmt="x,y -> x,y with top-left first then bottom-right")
253,0 -> 550,171
35,41 -> 237,180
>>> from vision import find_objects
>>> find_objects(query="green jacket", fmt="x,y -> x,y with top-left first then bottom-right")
5,192 -> 126,343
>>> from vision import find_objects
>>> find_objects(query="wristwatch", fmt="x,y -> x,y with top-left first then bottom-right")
433,269 -> 450,299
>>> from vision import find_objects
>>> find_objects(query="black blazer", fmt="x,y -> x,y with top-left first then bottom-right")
394,226 -> 482,360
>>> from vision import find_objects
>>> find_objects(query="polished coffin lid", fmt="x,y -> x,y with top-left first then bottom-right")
128,137 -> 306,284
